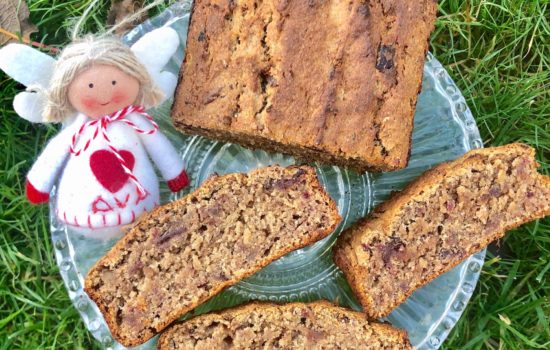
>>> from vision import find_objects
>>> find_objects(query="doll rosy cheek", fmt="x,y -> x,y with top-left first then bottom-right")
111,91 -> 127,104
81,97 -> 98,109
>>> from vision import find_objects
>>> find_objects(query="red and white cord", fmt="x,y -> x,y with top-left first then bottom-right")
70,105 -> 159,197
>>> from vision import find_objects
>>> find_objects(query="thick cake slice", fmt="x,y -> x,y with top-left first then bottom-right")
334,144 -> 550,318
172,0 -> 438,172
85,166 -> 340,347
158,301 -> 411,349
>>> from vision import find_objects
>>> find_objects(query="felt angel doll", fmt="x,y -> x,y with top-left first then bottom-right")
0,27 -> 188,235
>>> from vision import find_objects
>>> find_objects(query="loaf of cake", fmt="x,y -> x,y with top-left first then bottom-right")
334,144 -> 550,318
85,165 -> 340,346
158,301 -> 411,349
172,0 -> 438,172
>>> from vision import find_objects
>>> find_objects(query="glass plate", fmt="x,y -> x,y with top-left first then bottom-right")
50,3 -> 485,349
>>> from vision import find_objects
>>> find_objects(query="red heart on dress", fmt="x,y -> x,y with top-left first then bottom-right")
89,149 -> 135,193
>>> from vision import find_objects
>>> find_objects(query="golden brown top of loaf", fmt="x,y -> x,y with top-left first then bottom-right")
172,0 -> 438,172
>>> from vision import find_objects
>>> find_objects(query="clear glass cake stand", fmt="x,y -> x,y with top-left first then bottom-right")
50,2 -> 485,349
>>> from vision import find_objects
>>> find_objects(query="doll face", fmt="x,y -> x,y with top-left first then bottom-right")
68,64 -> 140,119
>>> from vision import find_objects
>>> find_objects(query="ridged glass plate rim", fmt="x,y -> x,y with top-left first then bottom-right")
409,52 -> 485,349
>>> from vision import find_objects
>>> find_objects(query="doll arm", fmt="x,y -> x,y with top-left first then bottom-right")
26,120 -> 82,204
142,130 -> 189,192
129,114 -> 189,192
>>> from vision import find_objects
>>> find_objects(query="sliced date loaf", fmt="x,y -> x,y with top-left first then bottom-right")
158,301 -> 411,349
85,165 -> 340,346
172,0 -> 438,172
334,144 -> 550,318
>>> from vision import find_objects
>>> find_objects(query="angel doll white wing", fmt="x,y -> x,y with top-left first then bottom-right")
0,44 -> 56,123
0,27 -> 180,124
130,26 -> 181,104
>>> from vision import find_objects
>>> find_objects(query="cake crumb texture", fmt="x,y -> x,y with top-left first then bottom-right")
334,144 -> 550,318
158,301 -> 412,349
85,165 -> 340,347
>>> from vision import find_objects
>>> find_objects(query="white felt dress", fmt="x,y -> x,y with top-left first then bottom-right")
27,112 -> 184,229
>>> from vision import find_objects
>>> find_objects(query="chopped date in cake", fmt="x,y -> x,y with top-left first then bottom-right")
376,44 -> 396,71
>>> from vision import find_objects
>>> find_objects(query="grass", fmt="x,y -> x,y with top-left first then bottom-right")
432,2 -> 549,349
0,0 -> 548,349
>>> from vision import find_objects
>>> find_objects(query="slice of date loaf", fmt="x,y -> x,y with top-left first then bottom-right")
334,144 -> 550,319
85,165 -> 340,347
172,0 -> 438,172
158,301 -> 411,349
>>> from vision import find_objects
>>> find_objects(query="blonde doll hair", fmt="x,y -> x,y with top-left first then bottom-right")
43,35 -> 163,122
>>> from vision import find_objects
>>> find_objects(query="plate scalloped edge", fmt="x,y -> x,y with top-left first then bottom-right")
388,52 -> 485,349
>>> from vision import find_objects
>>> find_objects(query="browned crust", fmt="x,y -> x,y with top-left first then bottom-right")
334,143 -> 550,319
172,0 -> 438,173
333,231 -> 374,313
157,300 -> 411,349
175,123 -> 396,173
85,165 -> 341,347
